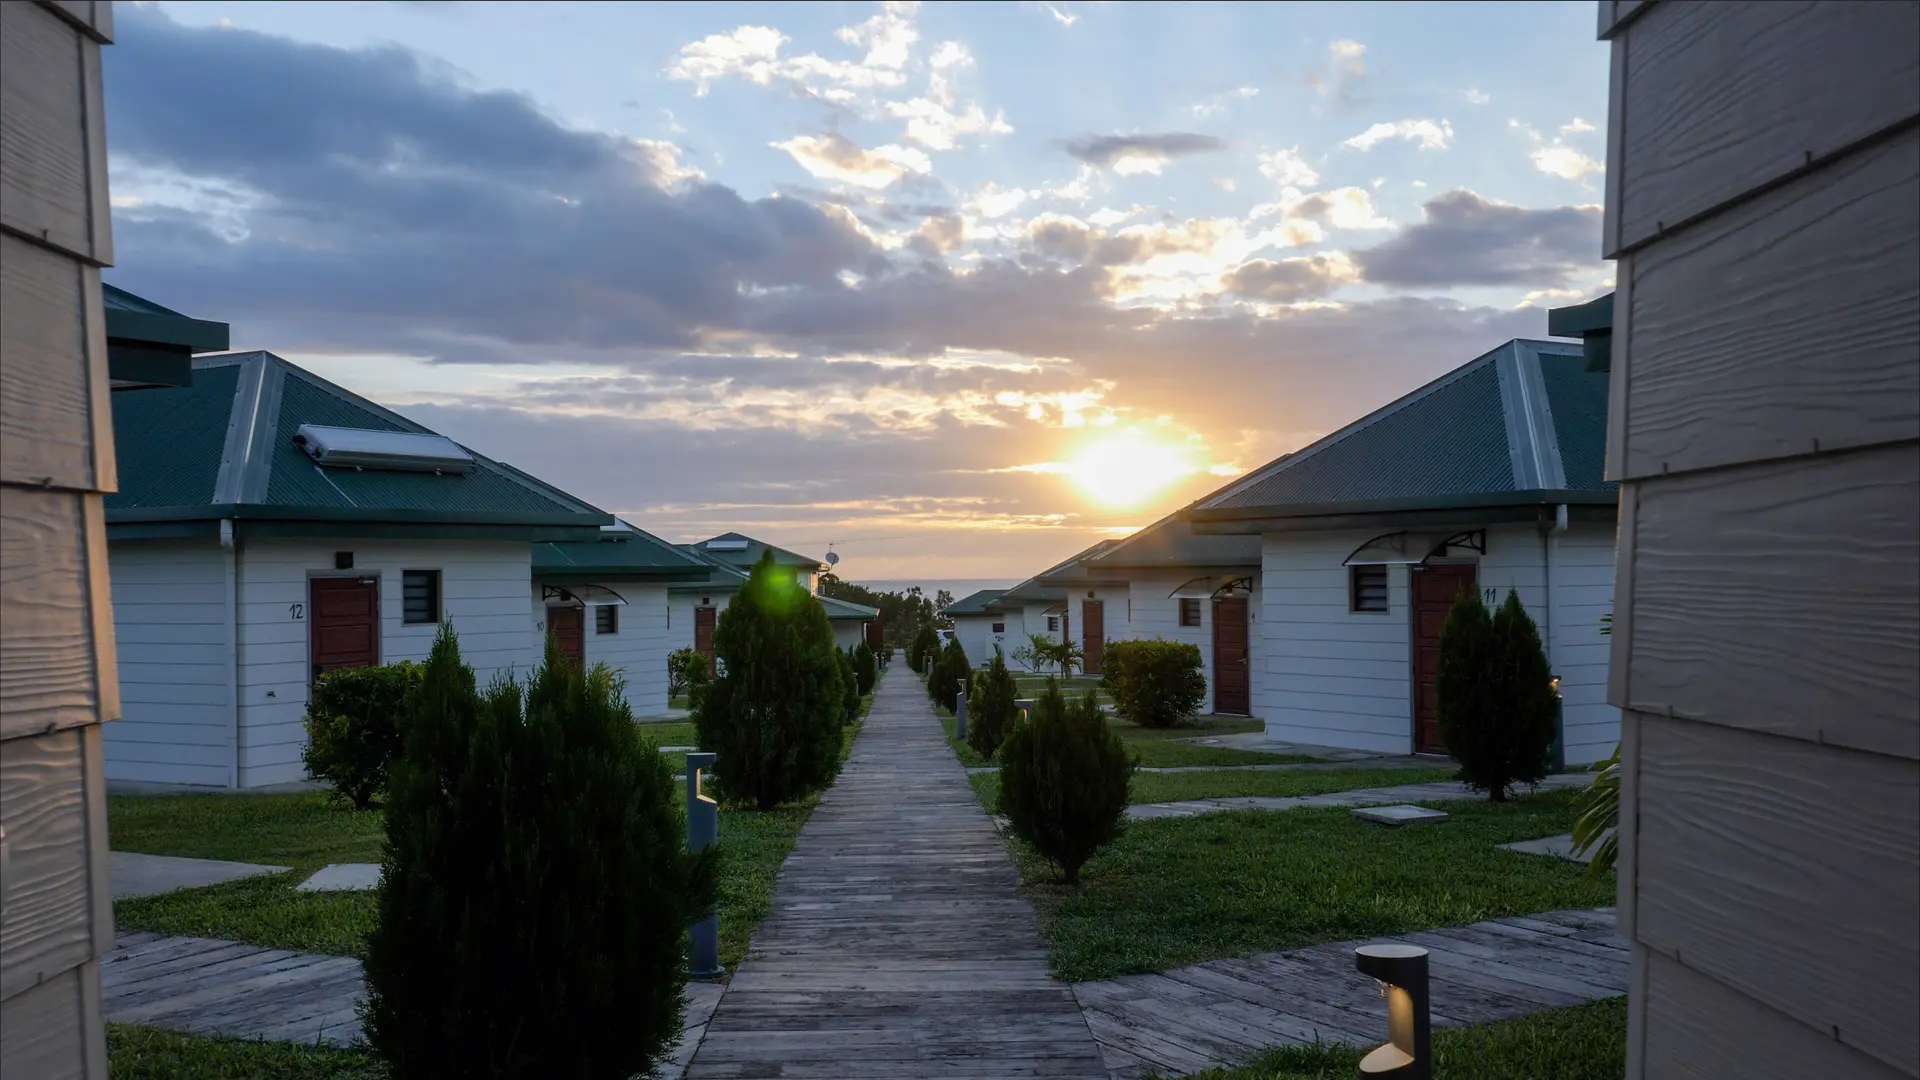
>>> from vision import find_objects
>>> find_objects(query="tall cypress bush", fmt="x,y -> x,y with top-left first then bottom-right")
694,552 -> 847,810
997,679 -> 1132,884
1437,588 -> 1555,801
928,636 -> 971,713
836,647 -> 861,725
852,640 -> 877,696
364,626 -> 712,1080
908,623 -> 940,675
966,647 -> 1019,759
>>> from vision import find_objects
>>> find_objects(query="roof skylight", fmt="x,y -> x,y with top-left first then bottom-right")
293,424 -> 476,474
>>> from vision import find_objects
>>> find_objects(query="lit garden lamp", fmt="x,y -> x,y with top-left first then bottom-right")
1354,943 -> 1430,1079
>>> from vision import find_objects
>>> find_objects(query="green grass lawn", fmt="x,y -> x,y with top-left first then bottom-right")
1011,789 -> 1613,981
108,697 -> 873,972
969,765 -> 1458,810
636,721 -> 697,748
108,1024 -> 384,1080
1164,997 -> 1626,1080
1110,716 -> 1329,768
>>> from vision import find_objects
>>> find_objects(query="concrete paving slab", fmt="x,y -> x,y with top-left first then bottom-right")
1500,832 -> 1604,864
295,863 -> 382,892
1352,804 -> 1449,826
111,852 -> 290,899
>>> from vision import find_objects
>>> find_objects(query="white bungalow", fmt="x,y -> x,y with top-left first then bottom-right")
1186,337 -> 1620,766
667,533 -> 878,662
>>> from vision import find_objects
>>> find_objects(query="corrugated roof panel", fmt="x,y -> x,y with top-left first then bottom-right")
1090,514 -> 1261,568
1212,360 -> 1514,509
944,588 -> 1008,615
105,362 -> 239,510
1538,351 -> 1615,493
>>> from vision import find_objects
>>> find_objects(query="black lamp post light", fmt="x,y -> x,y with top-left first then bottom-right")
1353,943 -> 1431,1078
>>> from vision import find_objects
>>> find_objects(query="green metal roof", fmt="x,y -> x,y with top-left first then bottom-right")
671,544 -> 752,591
696,532 -> 824,571
1086,511 -> 1262,570
103,283 -> 230,389
535,521 -> 711,580
1033,539 -> 1128,586
1191,339 -> 1615,524
106,351 -> 612,537
818,594 -> 880,621
944,588 -> 1008,616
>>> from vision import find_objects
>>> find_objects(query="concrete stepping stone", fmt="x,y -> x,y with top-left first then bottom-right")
1351,804 -> 1449,826
296,863 -> 382,892
1500,831 -> 1605,864
110,852 -> 290,899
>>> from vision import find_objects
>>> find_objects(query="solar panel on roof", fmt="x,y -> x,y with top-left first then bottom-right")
293,424 -> 476,474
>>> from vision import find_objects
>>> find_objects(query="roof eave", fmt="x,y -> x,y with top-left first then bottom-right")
107,503 -> 616,528
1185,489 -> 1620,534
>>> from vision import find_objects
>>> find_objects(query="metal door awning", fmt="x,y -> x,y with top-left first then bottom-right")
1342,530 -> 1486,567
541,583 -> 629,606
1166,575 -> 1253,599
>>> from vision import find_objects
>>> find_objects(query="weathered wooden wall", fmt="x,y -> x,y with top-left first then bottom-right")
0,2 -> 120,1077
1600,2 -> 1920,1077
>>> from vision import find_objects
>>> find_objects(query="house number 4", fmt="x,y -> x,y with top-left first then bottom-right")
290,603 -> 305,620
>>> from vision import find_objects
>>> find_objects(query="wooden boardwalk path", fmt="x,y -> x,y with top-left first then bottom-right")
1072,907 -> 1629,1079
686,671 -> 1109,1079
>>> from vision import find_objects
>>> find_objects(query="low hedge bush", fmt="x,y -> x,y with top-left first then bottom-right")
302,662 -> 422,809
1101,639 -> 1207,728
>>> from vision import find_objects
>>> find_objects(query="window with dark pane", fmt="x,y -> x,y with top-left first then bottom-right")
1046,616 -> 1059,632
595,604 -> 619,635
991,622 -> 1005,633
1179,597 -> 1202,626
1350,565 -> 1389,613
403,570 -> 440,624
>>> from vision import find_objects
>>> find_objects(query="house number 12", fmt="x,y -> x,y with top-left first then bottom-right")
290,603 -> 305,620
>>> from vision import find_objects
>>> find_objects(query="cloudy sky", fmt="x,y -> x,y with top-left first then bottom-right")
104,0 -> 1612,582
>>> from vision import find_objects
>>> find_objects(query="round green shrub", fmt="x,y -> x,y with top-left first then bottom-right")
1100,639 -> 1207,728
301,662 -> 422,809
996,678 -> 1133,885
693,552 -> 848,810
364,626 -> 714,1079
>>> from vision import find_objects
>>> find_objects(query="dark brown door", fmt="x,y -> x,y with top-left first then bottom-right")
1212,596 -> 1250,715
547,605 -> 584,667
1081,600 -> 1105,675
865,620 -> 883,650
1412,563 -> 1478,755
693,606 -> 717,662
311,576 -> 379,680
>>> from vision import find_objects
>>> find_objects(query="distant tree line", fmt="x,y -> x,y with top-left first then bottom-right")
817,573 -> 952,648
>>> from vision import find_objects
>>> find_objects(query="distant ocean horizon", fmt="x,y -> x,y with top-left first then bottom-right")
854,579 -> 1019,601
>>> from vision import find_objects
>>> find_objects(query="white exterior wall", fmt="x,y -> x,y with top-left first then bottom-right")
831,621 -> 867,651
1004,603 -> 1066,671
950,613 -> 1006,667
105,541 -> 234,787
1255,522 -> 1617,763
1122,570 -> 1263,715
236,538 -> 532,787
531,580 -> 673,718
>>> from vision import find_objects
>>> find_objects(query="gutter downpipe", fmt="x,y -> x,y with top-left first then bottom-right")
1546,504 -> 1569,772
221,519 -> 239,789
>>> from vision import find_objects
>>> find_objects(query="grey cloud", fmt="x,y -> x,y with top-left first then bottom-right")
1059,133 -> 1225,168
1353,189 -> 1602,288
1223,255 -> 1346,301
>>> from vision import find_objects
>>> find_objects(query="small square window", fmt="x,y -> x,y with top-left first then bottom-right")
1179,598 -> 1202,626
1350,565 -> 1389,613
1046,616 -> 1059,632
402,570 -> 440,624
991,622 -> 1005,634
595,604 -> 619,635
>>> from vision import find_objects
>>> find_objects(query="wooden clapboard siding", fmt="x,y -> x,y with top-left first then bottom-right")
0,961 -> 108,1080
0,487 -> 101,741
1602,3 -> 1920,1077
1617,129 -> 1920,480
1639,948 -> 1907,1080
1603,0 -> 1920,257
1634,714 -> 1919,1073
0,726 -> 113,1002
0,5 -> 118,1076
1622,443 -> 1920,760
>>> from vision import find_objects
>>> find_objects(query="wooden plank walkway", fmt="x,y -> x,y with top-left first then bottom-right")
1071,907 -> 1629,1079
99,930 -> 724,1075
686,671 -> 1109,1079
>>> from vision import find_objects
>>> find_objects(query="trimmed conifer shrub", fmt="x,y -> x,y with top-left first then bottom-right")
908,623 -> 940,675
1437,588 -> 1556,801
928,636 -> 971,713
997,679 -> 1132,884
836,647 -> 861,725
1100,639 -> 1207,729
302,661 -> 421,809
966,647 -> 1019,759
364,626 -> 714,1080
852,640 -> 877,696
694,551 -> 848,810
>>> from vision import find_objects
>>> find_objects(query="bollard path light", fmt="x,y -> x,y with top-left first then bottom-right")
954,679 -> 969,740
1013,698 -> 1034,724
686,751 -> 724,980
1354,943 -> 1430,1078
